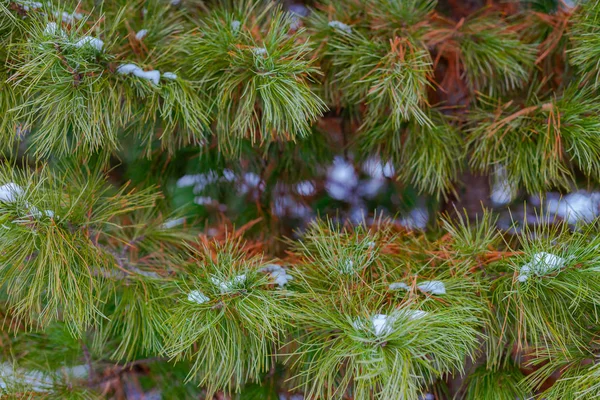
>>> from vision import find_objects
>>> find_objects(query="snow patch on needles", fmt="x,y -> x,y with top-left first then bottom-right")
328,20 -> 352,33
117,63 -> 178,86
389,282 -> 410,291
161,217 -> 185,229
252,47 -> 268,56
0,183 -> 57,220
518,252 -> 565,282
0,363 -> 53,392
211,274 -> 247,294
417,280 -> 446,295
389,280 -> 446,295
187,290 -> 209,304
546,191 -> 600,224
43,22 -> 59,35
135,29 -> 148,40
260,264 -> 293,287
73,36 -> 104,51
0,183 -> 25,203
353,314 -> 395,337
54,10 -> 83,24
353,310 -> 427,337
231,20 -> 241,32
16,1 -> 42,11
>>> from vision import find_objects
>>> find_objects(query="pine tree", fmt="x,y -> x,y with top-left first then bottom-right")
3,0 -> 600,399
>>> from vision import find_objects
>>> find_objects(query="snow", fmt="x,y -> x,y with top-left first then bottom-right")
187,290 -> 209,304
54,10 -> 83,24
259,264 -> 293,287
490,166 -> 516,206
211,274 -> 247,294
272,193 -> 312,219
353,310 -> 427,337
353,314 -> 395,337
0,363 -> 53,392
405,309 -> 428,320
518,252 -> 565,282
340,258 -> 355,274
231,20 -> 241,32
116,63 -> 160,85
43,22 -> 58,35
252,47 -> 268,56
389,281 -> 446,295
389,282 -> 410,291
417,280 -> 446,295
238,172 -> 264,194
133,69 -> 160,85
0,183 -> 24,203
288,4 -> 308,30
0,183 -> 56,219
193,196 -> 213,205
398,207 -> 429,230
163,72 -> 177,80
135,29 -> 148,40
328,20 -> 352,34
222,169 -> 236,182
161,217 -> 185,229
357,178 -> 384,198
371,314 -> 393,336
73,36 -> 104,51
362,157 -> 395,179
326,157 -> 358,200
295,181 -> 316,196
546,191 -> 600,224
19,1 -> 42,11
116,64 -> 139,75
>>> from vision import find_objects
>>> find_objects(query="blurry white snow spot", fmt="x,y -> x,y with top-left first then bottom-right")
161,217 -> 185,229
135,29 -> 148,40
193,196 -> 213,206
546,191 -> 600,224
326,156 -> 357,201
490,166 -> 516,206
295,181 -> 316,196
398,207 -> 429,230
252,47 -> 268,56
389,282 -> 410,291
163,72 -> 177,80
328,20 -> 352,33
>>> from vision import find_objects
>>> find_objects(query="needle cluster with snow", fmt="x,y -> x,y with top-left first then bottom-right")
117,63 -> 177,86
328,20 -> 352,33
210,274 -> 247,294
389,280 -> 446,295
0,183 -> 56,219
259,264 -> 294,287
518,252 -> 565,282
187,290 -> 210,304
